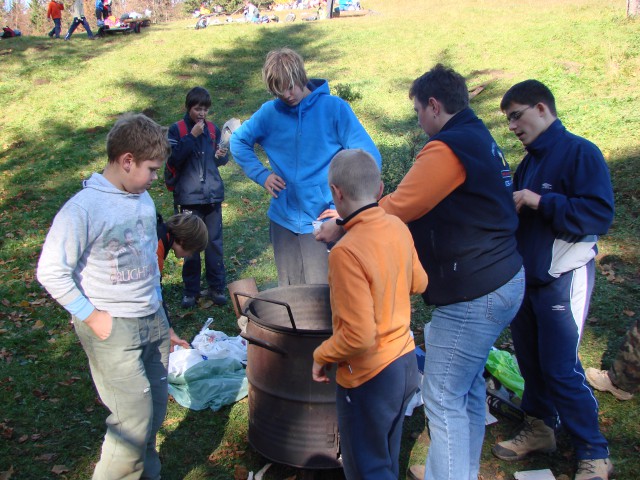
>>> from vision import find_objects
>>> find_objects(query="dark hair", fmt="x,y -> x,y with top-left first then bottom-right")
185,86 -> 212,110
106,113 -> 170,164
500,79 -> 557,116
409,64 -> 468,114
166,213 -> 208,253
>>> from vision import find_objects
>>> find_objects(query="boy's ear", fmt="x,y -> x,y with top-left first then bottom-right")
377,181 -> 384,201
330,183 -> 343,202
118,152 -> 135,172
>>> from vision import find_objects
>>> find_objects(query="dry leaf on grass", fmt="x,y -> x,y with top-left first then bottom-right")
51,465 -> 69,475
0,465 -> 14,480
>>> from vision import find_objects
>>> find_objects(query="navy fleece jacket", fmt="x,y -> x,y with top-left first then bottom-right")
514,119 -> 615,286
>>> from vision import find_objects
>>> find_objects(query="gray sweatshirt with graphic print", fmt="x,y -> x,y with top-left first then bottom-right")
37,173 -> 161,319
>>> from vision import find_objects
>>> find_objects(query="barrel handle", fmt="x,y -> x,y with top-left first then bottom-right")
234,292 -> 298,332
240,333 -> 288,357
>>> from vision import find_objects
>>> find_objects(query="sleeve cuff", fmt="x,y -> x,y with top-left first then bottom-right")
64,295 -> 95,321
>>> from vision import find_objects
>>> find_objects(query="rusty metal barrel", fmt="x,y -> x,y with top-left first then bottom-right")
238,284 -> 341,470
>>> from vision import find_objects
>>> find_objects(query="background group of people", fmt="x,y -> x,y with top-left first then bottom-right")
46,0 -> 96,39
35,44 -> 632,480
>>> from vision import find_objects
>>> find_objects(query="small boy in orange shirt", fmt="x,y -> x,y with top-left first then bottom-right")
312,149 -> 428,479
46,0 -> 64,38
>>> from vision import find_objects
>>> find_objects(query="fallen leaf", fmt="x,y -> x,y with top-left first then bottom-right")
32,320 -> 45,330
0,465 -> 14,480
199,299 -> 214,309
51,465 -> 69,475
35,453 -> 56,462
17,435 -> 28,444
233,465 -> 249,480
0,423 -> 13,439
623,310 -> 636,317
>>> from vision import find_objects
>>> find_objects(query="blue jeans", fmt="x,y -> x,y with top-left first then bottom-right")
65,16 -> 94,39
422,267 -> 524,480
48,18 -> 61,37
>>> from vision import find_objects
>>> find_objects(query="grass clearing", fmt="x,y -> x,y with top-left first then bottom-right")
1,0 -> 639,478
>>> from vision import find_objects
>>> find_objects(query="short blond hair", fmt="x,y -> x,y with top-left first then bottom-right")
329,149 -> 381,201
262,48 -> 309,97
106,113 -> 171,164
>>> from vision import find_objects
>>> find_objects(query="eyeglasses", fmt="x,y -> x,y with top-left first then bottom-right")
506,106 -> 533,124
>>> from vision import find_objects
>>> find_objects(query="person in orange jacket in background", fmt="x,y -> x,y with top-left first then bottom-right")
46,0 -> 64,38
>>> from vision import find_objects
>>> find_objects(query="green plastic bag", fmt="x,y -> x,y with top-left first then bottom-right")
168,357 -> 249,411
485,348 -> 524,399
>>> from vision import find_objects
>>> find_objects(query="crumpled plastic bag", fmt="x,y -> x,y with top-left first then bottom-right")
168,346 -> 205,377
168,357 -> 249,411
191,329 -> 247,364
485,348 -> 524,399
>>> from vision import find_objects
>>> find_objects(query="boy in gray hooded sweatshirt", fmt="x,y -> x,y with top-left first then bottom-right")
37,113 -> 170,479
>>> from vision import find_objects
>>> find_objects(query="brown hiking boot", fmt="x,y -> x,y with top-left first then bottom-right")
574,458 -> 614,480
492,415 -> 556,461
585,368 -> 633,401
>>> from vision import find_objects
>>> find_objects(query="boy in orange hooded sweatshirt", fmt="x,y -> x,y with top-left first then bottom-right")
47,0 -> 64,38
312,149 -> 428,479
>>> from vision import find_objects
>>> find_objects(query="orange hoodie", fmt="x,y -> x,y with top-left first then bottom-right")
47,0 -> 64,19
313,206 -> 428,388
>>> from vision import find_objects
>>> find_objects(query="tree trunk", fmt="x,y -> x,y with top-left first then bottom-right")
628,0 -> 640,17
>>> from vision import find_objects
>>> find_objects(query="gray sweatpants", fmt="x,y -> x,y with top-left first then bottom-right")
269,220 -> 329,286
74,309 -> 171,480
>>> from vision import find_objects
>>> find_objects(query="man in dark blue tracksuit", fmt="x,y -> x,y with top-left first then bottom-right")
492,80 -> 615,480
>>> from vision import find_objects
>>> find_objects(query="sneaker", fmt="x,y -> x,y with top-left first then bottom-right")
492,415 -> 556,461
585,368 -> 633,401
407,464 -> 425,480
201,288 -> 228,306
575,458 -> 614,480
181,295 -> 197,308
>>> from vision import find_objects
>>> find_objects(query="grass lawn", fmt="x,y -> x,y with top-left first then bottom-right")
1,0 -> 639,478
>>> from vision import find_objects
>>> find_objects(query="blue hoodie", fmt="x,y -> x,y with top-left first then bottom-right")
514,119 -> 614,286
230,79 -> 381,234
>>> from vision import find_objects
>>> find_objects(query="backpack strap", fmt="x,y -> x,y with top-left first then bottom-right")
177,119 -> 189,138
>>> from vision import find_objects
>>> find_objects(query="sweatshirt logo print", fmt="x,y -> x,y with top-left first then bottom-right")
541,183 -> 553,190
551,304 -> 565,311
493,143 -> 513,188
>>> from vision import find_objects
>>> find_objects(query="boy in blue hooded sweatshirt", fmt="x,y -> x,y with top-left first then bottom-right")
230,47 -> 381,286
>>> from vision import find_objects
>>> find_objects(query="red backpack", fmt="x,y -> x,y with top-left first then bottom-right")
164,119 -> 216,192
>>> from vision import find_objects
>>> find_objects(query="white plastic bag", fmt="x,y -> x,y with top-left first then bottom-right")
192,329 -> 247,364
168,346 -> 205,377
